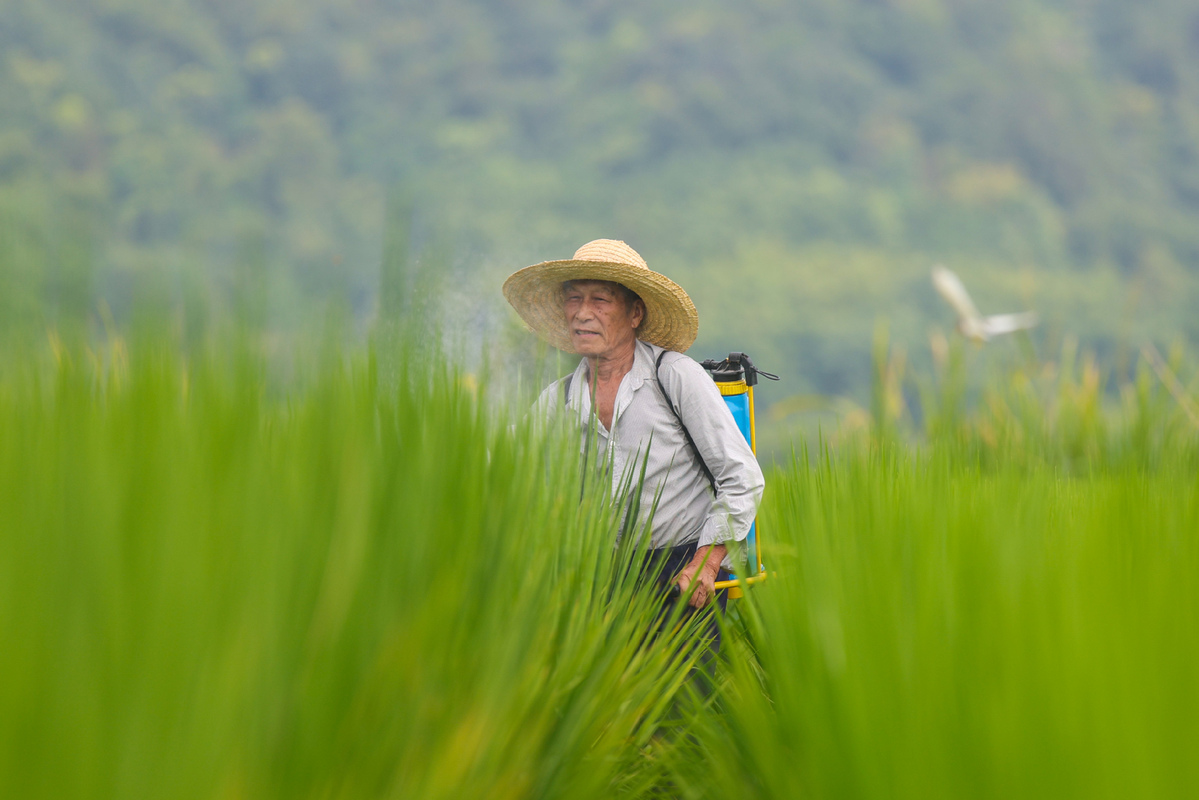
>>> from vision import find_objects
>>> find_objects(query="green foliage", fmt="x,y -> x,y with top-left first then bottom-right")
675,443 -> 1199,798
1,323 -> 1198,798
0,335 -> 710,799
2,0 -> 1198,400
880,330 -> 1199,470
3,4 -> 1199,786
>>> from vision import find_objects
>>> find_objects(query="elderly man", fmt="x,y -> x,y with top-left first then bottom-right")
503,239 -> 764,624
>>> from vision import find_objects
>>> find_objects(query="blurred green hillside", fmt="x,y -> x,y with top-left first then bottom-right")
2,0 -> 1198,396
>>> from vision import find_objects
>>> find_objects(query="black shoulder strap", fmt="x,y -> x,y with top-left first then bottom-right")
562,373 -> 573,407
655,351 -> 716,491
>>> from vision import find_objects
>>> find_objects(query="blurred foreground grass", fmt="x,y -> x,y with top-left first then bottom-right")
0,335 -> 705,799
2,332 -> 1198,799
678,443 -> 1199,799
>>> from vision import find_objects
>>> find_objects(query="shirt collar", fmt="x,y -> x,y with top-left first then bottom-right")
569,339 -> 662,418
624,339 -> 659,393
575,339 -> 659,387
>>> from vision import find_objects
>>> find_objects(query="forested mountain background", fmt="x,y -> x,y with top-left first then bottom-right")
3,0 -> 1198,404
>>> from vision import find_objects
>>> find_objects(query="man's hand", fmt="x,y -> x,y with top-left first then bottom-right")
674,544 -> 727,609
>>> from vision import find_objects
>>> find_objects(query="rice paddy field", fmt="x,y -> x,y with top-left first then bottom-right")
2,331 -> 1198,799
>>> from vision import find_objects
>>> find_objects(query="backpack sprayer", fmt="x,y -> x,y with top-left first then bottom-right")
703,353 -> 778,599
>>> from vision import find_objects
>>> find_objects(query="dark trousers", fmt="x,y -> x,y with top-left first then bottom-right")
641,542 -> 729,655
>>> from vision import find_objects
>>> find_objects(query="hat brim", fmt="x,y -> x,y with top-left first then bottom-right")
502,259 -> 699,353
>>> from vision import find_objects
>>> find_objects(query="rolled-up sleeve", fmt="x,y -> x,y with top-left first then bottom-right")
662,357 -> 765,549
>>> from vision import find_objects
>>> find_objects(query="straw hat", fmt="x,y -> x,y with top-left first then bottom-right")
503,239 -> 698,353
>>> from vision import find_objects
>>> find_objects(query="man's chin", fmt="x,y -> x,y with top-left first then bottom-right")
571,336 -> 602,353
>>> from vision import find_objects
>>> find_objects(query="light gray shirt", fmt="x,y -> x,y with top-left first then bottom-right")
535,340 -> 765,560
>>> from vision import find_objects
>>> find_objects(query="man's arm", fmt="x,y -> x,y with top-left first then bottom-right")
661,356 -> 766,566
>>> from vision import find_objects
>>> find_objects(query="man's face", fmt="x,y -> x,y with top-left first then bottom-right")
563,280 -> 645,358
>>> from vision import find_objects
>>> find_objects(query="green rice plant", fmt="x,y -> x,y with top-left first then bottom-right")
889,327 -> 1199,471
0,333 -> 709,799
6,312 -> 1196,800
968,342 -> 1199,471
673,441 -> 1199,799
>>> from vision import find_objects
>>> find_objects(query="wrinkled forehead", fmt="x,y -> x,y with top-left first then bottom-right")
561,279 -> 624,296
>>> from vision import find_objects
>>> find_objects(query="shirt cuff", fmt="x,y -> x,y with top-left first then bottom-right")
697,514 -> 745,547
698,516 -> 751,570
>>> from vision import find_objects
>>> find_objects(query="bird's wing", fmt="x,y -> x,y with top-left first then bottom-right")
981,312 -> 1039,336
931,266 -> 982,322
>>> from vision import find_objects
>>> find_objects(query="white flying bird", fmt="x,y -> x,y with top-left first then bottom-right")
931,265 -> 1038,343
